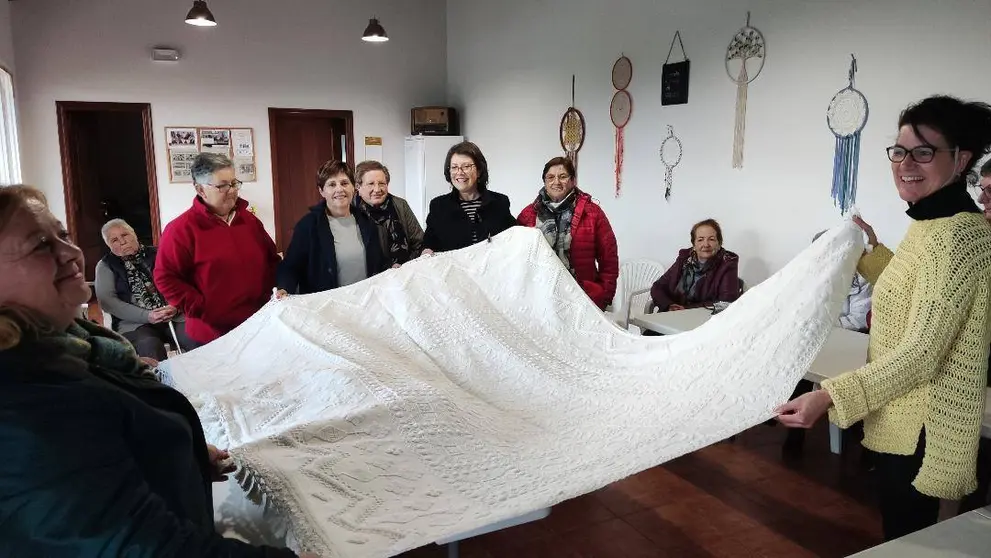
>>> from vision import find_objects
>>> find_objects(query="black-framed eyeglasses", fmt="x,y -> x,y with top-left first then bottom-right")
969,182 -> 991,197
886,145 -> 956,164
205,179 -> 243,193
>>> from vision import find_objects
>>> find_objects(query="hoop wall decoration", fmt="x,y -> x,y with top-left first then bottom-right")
725,12 -> 765,169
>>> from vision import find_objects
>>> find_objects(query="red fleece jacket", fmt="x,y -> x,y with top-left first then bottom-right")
154,197 -> 279,344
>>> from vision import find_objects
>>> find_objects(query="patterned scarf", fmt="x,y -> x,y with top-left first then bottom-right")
357,195 -> 410,266
677,250 -> 715,300
535,188 -> 578,274
52,319 -> 161,381
123,246 -> 167,310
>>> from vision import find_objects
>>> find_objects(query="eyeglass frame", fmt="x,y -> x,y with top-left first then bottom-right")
449,163 -> 476,174
886,144 -> 957,164
200,178 -> 244,193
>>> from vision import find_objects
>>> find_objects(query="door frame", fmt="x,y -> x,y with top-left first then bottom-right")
56,101 -> 161,246
268,107 -> 354,250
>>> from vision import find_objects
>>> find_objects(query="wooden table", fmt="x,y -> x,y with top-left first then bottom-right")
847,506 -> 991,557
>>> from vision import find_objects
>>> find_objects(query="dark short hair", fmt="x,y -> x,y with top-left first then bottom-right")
443,141 -> 489,192
691,219 -> 723,244
981,159 -> 991,178
355,160 -> 391,186
541,156 -> 576,182
898,96 -> 991,176
315,160 -> 355,191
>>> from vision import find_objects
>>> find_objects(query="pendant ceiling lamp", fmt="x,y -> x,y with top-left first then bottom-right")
361,17 -> 389,42
185,0 -> 217,27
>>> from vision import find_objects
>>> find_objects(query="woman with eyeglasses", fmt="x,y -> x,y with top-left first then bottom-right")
516,156 -> 619,309
421,141 -> 517,254
776,96 -> 991,541
155,153 -> 280,347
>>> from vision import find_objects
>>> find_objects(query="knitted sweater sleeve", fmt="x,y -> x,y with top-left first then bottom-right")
857,244 -> 894,285
822,231 -> 976,428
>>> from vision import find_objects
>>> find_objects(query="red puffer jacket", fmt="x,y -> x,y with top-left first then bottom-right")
517,191 -> 619,309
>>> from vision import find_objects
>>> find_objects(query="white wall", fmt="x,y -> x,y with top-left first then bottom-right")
447,0 -> 991,282
0,0 -> 14,72
12,0 -> 447,236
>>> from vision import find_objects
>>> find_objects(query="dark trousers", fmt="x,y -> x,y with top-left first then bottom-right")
122,322 -> 193,361
874,431 -> 940,541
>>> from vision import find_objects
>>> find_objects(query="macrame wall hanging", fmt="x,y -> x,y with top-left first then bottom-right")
659,125 -> 683,201
610,54 -> 633,197
661,31 -> 690,106
559,75 -> 587,175
725,13 -> 765,169
826,55 -> 869,215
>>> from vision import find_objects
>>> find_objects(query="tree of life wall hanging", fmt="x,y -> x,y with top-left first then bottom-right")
660,125 -> 683,201
725,13 -> 765,169
560,75 -> 587,175
826,55 -> 869,215
611,54 -> 633,197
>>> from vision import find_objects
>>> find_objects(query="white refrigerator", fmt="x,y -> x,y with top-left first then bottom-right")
404,135 -> 464,226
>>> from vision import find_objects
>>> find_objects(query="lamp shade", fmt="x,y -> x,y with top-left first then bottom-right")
361,18 -> 389,42
185,0 -> 217,27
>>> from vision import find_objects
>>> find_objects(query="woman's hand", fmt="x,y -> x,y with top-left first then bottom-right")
299,553 -> 322,558
206,444 -> 236,482
668,304 -> 685,311
391,263 -> 401,269
420,249 -> 434,257
273,289 -> 289,301
139,357 -> 159,368
852,215 -> 878,248
774,389 -> 833,429
148,306 -> 176,324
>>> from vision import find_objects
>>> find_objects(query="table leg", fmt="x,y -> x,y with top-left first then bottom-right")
829,423 -> 842,455
448,541 -> 459,558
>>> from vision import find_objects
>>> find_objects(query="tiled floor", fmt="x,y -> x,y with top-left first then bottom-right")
399,421 -> 884,557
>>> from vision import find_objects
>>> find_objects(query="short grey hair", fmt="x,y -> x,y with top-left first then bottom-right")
191,152 -> 234,185
101,218 -> 134,243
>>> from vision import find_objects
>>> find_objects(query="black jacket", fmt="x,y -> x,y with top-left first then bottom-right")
422,189 -> 517,252
0,325 -> 296,557
276,203 -> 386,295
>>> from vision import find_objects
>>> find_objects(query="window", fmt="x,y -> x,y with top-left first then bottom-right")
0,68 -> 21,184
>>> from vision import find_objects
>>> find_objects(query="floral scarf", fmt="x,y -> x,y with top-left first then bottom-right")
357,195 -> 410,266
123,247 -> 167,310
534,188 -> 578,274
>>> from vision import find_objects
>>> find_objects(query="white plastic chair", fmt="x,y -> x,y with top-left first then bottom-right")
608,259 -> 667,330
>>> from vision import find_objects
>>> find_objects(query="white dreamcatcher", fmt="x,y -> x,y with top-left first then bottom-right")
725,12 -> 766,169
659,125 -> 683,201
826,55 -> 869,215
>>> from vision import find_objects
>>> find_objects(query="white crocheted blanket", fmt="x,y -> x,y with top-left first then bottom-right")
166,223 -> 863,557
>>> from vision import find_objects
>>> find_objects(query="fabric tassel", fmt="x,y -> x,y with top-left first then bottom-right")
732,64 -> 749,169
831,133 -> 861,215
615,127 -> 624,197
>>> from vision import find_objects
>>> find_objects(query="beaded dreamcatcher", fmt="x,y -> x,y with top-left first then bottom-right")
725,13 -> 765,169
659,125 -> 683,201
826,55 -> 869,215
610,55 -> 633,197
559,75 -> 586,173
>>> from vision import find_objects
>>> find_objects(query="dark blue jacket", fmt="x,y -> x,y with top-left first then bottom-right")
276,203 -> 386,294
0,323 -> 296,557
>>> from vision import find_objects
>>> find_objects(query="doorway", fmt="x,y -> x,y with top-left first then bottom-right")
56,101 -> 160,281
269,107 -> 354,252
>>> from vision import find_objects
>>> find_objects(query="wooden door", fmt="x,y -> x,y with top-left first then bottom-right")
269,108 -> 354,253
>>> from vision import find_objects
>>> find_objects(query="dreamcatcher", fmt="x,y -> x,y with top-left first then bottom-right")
660,125 -> 683,201
611,55 -> 633,197
559,75 -> 586,173
725,13 -> 765,169
826,55 -> 869,215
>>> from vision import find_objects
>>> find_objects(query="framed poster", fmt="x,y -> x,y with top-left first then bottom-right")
166,126 -> 257,182
165,126 -> 199,183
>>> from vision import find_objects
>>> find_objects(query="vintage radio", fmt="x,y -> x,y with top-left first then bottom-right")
411,106 -> 460,136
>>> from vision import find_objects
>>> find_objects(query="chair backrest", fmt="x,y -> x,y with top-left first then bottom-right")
615,258 -> 667,319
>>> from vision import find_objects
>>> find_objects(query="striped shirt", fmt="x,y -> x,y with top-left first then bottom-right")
460,199 -> 483,243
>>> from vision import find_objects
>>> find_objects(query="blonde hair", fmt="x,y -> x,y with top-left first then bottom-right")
0,185 -> 53,350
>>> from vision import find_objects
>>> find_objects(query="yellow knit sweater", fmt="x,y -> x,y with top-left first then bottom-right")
822,212 -> 991,500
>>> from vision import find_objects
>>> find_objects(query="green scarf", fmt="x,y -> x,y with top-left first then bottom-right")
50,319 -> 161,382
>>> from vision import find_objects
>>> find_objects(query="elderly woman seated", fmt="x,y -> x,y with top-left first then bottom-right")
94,218 -> 192,359
0,186 -> 309,557
650,218 -> 741,313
